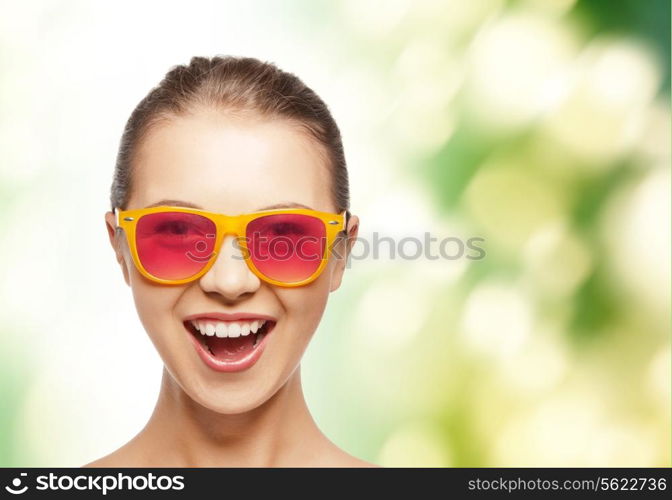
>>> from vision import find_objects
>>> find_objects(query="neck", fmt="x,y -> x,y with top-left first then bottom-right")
137,366 -> 326,467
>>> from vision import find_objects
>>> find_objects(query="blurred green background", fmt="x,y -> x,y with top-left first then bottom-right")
0,0 -> 669,466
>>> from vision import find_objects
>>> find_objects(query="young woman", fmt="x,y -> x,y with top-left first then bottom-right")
86,55 -> 370,467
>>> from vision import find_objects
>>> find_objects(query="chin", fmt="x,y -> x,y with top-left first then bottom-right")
160,325 -> 304,415
188,384 -> 279,415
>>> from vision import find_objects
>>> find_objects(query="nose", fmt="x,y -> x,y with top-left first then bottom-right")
198,234 -> 260,299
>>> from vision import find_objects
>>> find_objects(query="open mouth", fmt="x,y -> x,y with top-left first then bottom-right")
184,318 -> 276,372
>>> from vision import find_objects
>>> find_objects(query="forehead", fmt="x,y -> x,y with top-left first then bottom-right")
129,111 -> 333,214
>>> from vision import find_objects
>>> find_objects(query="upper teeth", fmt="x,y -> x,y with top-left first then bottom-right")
190,319 -> 267,338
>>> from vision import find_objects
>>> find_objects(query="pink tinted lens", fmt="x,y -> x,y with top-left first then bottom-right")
135,212 -> 216,280
246,214 -> 326,283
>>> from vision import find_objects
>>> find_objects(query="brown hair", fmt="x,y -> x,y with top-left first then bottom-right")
110,55 -> 350,224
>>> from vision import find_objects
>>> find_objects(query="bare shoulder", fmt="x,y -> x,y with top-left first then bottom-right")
82,456 -> 118,468
81,442 -> 143,468
338,455 -> 380,468
317,441 -> 380,468
82,452 -> 130,468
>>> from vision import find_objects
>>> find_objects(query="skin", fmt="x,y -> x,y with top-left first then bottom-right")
87,109 -> 371,467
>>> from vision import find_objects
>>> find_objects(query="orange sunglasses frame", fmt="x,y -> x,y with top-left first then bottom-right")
114,205 -> 347,287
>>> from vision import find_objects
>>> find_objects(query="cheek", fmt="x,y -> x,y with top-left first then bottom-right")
129,278 -> 184,343
277,275 -> 332,344
125,244 -> 177,320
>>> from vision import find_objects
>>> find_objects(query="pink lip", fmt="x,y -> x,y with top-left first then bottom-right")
183,318 -> 276,373
183,311 -> 277,322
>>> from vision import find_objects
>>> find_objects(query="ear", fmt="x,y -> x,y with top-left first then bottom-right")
105,211 -> 131,286
329,214 -> 359,292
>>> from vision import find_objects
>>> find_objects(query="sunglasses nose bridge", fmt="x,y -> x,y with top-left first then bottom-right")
213,214 -> 247,240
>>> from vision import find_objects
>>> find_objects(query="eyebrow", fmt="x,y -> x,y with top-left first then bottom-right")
144,199 -> 314,211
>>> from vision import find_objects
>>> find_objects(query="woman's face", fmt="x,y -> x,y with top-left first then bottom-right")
104,110 -> 357,414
